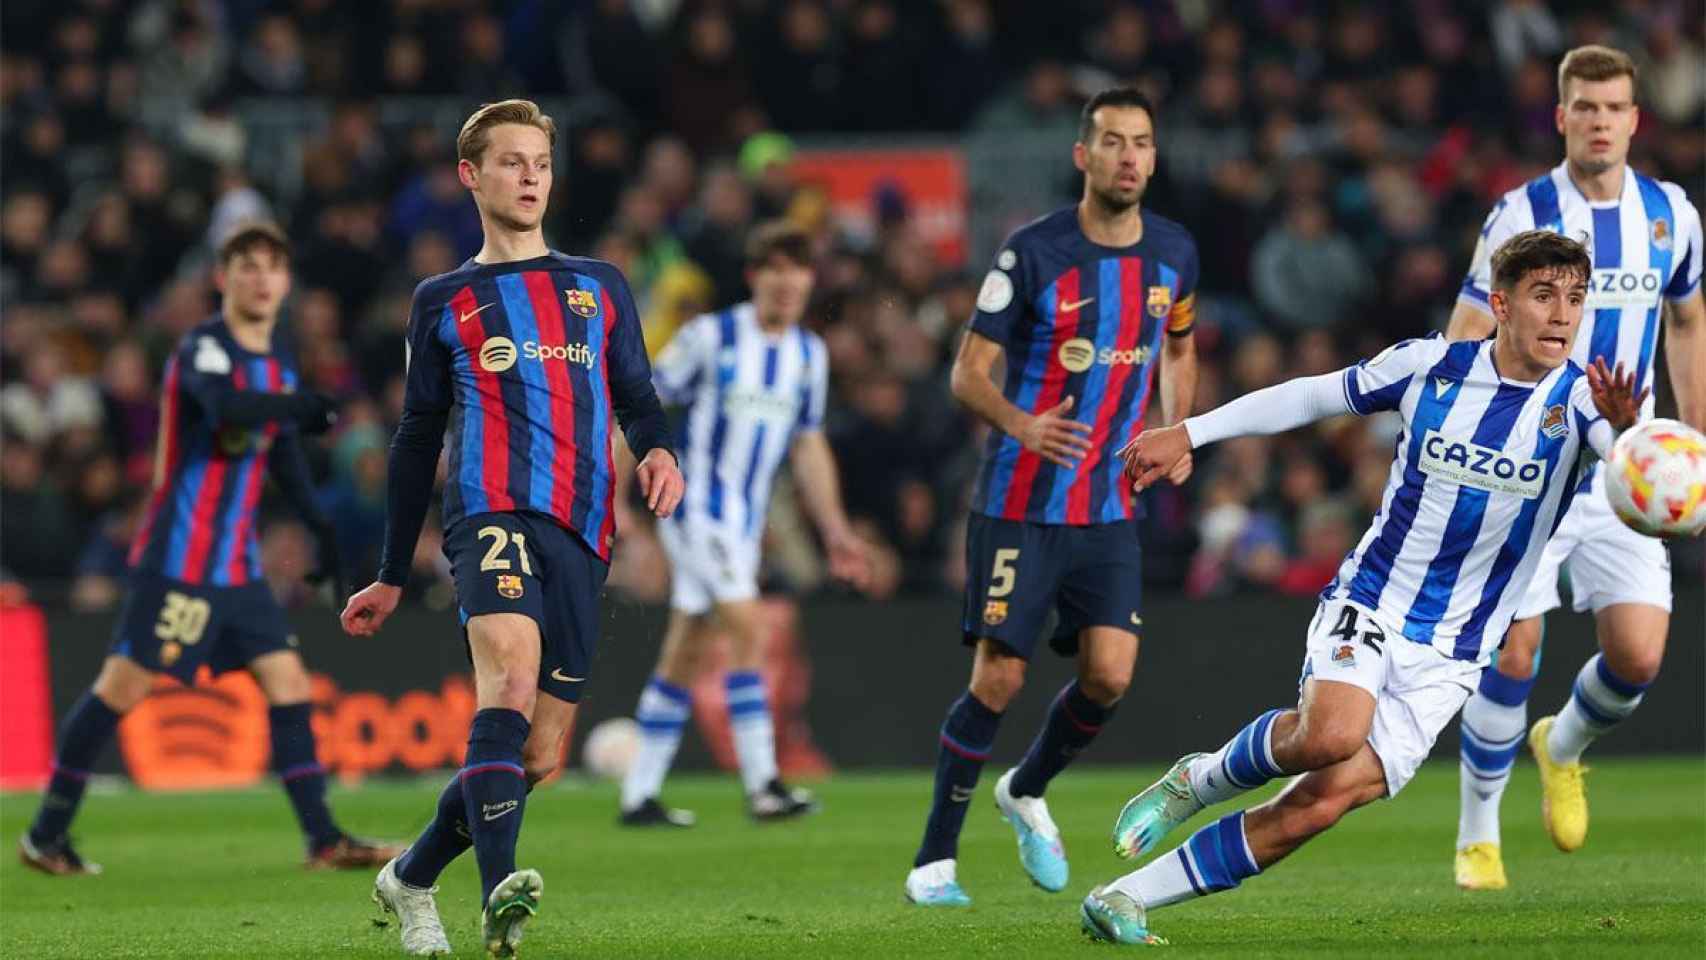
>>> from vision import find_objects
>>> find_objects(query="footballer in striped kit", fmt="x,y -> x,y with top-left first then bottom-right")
20,221 -> 401,878
906,87 -> 1200,907
1445,45 -> 1706,890
1082,230 -> 1647,947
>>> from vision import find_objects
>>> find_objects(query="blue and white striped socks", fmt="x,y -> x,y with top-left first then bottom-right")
726,671 -> 777,795
621,677 -> 693,811
1457,665 -> 1534,847
1549,654 -> 1648,765
1187,709 -> 1285,806
1110,811 -> 1263,909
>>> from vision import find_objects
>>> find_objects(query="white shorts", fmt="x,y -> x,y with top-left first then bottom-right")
657,519 -> 760,615
1301,600 -> 1480,797
1514,469 -> 1672,620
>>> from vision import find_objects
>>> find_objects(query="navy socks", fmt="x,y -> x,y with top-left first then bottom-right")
29,691 -> 122,845
1010,681 -> 1113,798
268,703 -> 342,851
461,708 -> 531,905
914,691 -> 1003,867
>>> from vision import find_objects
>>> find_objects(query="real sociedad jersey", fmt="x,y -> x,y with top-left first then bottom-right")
129,316 -> 298,585
1459,163 -> 1703,404
970,206 -> 1198,525
654,302 -> 829,541
400,252 -> 657,561
1326,337 -> 1609,665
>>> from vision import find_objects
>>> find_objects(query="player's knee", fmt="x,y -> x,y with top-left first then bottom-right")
1496,621 -> 1542,679
523,756 -> 559,788
92,657 -> 153,713
970,665 -> 1025,711
1606,647 -> 1662,687
1078,664 -> 1131,705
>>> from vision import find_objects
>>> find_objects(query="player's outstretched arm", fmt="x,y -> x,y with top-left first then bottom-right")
267,430 -> 347,608
1122,370 -> 1356,491
950,328 -> 1090,467
179,337 -> 339,433
789,430 -> 873,591
605,269 -> 682,517
1663,293 -> 1706,429
1157,329 -> 1199,485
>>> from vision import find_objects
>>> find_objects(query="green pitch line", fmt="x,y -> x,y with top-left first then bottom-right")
3,759 -> 1702,958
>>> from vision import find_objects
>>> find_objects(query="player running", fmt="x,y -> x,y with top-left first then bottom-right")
617,221 -> 870,828
18,221 -> 401,876
905,87 -> 1199,906
1446,45 -> 1704,891
339,100 -> 682,957
1082,231 -> 1645,945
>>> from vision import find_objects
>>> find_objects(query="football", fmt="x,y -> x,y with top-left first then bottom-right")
1604,418 -> 1706,538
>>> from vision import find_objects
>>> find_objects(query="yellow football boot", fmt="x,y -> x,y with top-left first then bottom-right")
1454,842 -> 1508,890
1529,716 -> 1588,852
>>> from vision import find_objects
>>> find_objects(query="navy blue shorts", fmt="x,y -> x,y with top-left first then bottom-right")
960,514 -> 1143,659
445,511 -> 609,704
111,571 -> 296,682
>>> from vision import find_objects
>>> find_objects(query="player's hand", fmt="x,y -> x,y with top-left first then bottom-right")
1120,424 -> 1192,492
294,392 -> 339,435
1587,358 -> 1647,431
306,527 -> 349,610
1165,449 -> 1194,486
340,582 -> 401,636
1018,396 -> 1092,468
636,448 -> 684,518
824,526 -> 875,592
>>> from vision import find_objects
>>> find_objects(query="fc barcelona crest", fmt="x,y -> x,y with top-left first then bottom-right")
1146,285 -> 1172,318
497,574 -> 524,599
983,600 -> 1008,626
564,288 -> 599,318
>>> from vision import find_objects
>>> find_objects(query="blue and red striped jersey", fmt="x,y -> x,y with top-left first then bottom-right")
129,317 -> 298,584
400,252 -> 661,561
970,206 -> 1199,525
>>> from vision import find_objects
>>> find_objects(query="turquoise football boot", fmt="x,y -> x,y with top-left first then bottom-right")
1081,884 -> 1167,945
994,769 -> 1068,892
904,859 -> 972,906
1113,754 -> 1207,860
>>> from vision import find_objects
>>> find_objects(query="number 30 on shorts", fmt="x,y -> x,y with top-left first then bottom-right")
477,525 -> 534,575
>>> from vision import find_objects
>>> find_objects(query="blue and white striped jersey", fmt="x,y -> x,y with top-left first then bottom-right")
1459,163 -> 1702,410
654,303 -> 829,541
1326,337 -> 1612,665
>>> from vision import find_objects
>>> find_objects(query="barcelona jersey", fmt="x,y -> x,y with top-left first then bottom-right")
969,206 -> 1199,525
401,252 -> 658,561
129,317 -> 299,585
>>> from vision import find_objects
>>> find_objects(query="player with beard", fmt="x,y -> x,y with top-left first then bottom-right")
904,87 -> 1200,906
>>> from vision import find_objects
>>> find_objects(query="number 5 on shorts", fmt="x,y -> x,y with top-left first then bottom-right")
988,548 -> 1020,598
478,525 -> 534,576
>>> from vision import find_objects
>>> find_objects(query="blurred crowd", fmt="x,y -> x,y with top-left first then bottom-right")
2,0 -> 1703,610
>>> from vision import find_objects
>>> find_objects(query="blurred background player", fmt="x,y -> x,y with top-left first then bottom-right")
339,100 -> 682,958
1447,45 -> 1705,890
1088,231 -> 1646,945
905,87 -> 1199,906
18,221 -> 399,876
617,221 -> 871,827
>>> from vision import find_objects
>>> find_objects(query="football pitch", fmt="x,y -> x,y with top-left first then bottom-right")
3,759 -> 1702,958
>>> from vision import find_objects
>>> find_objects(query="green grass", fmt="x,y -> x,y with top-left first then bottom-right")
2,759 -> 1703,958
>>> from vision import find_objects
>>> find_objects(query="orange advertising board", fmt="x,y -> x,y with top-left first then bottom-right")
788,147 -> 967,267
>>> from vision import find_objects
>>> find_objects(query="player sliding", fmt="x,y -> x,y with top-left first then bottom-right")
617,221 -> 870,828
339,100 -> 683,958
1445,45 -> 1704,890
18,221 -> 401,877
906,87 -> 1200,906
1079,231 -> 1645,945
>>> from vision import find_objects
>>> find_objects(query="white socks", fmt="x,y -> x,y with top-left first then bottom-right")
1456,681 -> 1528,848
1110,849 -> 1199,910
1549,654 -> 1647,765
620,678 -> 691,811
727,671 -> 777,795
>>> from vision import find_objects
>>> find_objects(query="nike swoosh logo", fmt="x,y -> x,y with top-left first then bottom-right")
459,303 -> 494,324
482,803 -> 518,822
550,668 -> 584,683
1130,613 -> 1142,626
1060,297 -> 1095,312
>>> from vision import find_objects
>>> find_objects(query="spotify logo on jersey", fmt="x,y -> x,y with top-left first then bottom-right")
480,336 -> 518,373
1058,338 -> 1096,373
